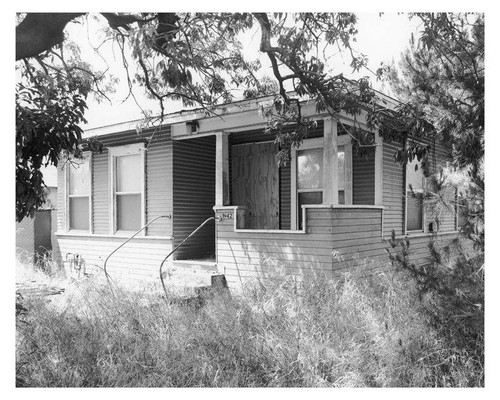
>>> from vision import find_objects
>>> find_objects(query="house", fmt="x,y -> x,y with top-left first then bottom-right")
54,94 -> 466,288
16,165 -> 59,265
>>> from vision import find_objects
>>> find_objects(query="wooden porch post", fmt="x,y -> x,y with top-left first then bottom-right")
323,117 -> 338,204
374,131 -> 383,205
215,131 -> 230,206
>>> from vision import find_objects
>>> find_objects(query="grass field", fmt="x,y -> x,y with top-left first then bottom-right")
15,256 -> 484,387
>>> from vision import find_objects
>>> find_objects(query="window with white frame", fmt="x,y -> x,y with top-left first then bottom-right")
109,144 -> 145,233
406,158 -> 425,232
67,153 -> 91,231
292,137 -> 352,229
336,134 -> 352,204
337,146 -> 346,204
296,145 -> 324,229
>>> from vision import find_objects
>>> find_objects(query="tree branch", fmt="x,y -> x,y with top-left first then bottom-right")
16,13 -> 85,60
252,13 -> 285,54
100,13 -> 146,30
16,12 -> 152,61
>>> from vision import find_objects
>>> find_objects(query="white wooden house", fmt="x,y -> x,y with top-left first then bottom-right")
54,94 -> 465,287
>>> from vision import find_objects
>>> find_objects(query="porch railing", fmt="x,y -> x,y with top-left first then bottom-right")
103,215 -> 171,287
159,216 -> 218,297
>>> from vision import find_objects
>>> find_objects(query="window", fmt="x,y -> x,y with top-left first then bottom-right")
406,158 -> 425,232
337,134 -> 352,204
67,153 -> 91,231
338,146 -> 346,204
297,146 -> 324,229
291,136 -> 352,229
109,144 -> 145,233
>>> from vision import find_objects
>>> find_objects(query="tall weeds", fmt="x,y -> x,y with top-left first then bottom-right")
16,255 -> 483,387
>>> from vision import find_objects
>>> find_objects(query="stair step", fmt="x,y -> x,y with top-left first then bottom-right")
163,261 -> 217,288
169,260 -> 218,274
166,271 -> 213,287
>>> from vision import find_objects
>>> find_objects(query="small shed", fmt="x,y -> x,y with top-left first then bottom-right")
16,165 -> 58,264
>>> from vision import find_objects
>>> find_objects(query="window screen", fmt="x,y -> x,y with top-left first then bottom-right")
68,157 -> 90,230
298,148 -> 323,190
338,147 -> 345,204
117,194 -> 141,231
407,196 -> 423,231
116,154 -> 142,192
69,160 -> 90,196
115,154 -> 142,231
297,148 -> 324,229
69,197 -> 89,230
406,158 -> 425,231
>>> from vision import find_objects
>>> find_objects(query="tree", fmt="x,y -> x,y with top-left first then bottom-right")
16,12 -> 379,221
383,15 -> 484,370
380,13 -> 484,250
17,13 -> 482,224
16,64 -> 88,219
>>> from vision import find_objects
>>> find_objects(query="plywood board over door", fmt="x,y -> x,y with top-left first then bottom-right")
231,142 -> 279,229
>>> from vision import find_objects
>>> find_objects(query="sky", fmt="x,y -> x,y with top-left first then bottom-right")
66,13 -> 422,129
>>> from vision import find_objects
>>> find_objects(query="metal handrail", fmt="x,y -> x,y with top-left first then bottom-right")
103,215 -> 171,287
159,216 -> 217,298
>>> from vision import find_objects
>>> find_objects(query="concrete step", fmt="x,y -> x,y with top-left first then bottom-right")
162,260 -> 219,290
169,259 -> 218,274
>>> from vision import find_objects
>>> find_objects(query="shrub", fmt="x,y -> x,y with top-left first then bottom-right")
386,233 -> 484,386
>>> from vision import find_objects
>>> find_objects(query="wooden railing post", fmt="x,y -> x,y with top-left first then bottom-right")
323,117 -> 338,205
215,131 -> 230,206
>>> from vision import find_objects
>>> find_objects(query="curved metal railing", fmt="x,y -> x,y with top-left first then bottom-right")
159,216 -> 217,298
103,215 -> 171,287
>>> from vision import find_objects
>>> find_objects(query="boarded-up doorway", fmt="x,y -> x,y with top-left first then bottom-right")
231,142 -> 279,229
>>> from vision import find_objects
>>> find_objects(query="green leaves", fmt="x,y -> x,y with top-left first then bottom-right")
161,62 -> 192,89
381,13 -> 484,175
16,59 -> 89,221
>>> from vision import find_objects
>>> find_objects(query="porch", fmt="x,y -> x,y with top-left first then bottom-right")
173,116 -> 387,280
213,204 -> 386,285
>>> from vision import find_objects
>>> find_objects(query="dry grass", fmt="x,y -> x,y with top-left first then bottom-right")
15,257 -> 484,387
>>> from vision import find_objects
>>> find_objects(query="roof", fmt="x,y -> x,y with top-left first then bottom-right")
82,89 -> 401,139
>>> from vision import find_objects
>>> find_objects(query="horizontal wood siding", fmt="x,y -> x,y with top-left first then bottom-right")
407,138 -> 456,234
56,235 -> 173,283
55,126 -> 173,281
92,149 -> 109,234
381,138 -> 456,236
383,140 -> 404,236
215,207 -> 385,287
352,150 -> 375,205
173,136 -> 216,260
215,206 -> 466,288
57,126 -> 173,238
146,128 -> 172,236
